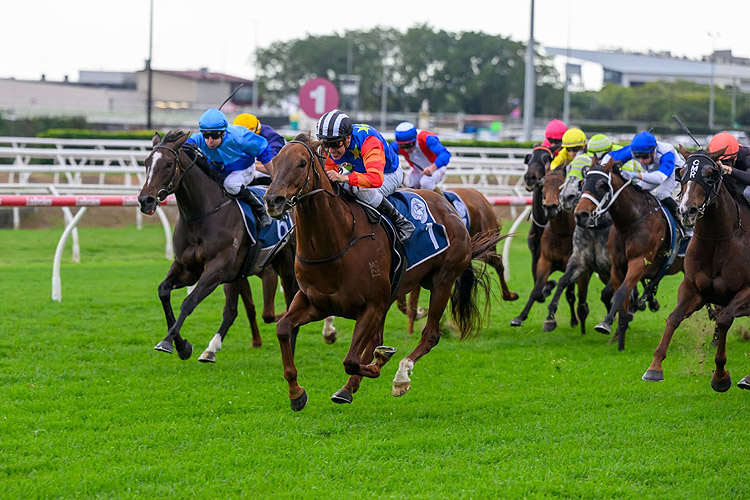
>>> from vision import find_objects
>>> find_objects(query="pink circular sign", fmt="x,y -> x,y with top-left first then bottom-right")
298,78 -> 339,118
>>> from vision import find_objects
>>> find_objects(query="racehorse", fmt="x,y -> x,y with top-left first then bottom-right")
523,146 -> 557,298
510,164 -> 578,328
575,160 -> 683,350
542,157 -> 614,334
137,130 -> 298,362
398,186 -> 519,334
264,134 -> 501,411
643,147 -> 750,391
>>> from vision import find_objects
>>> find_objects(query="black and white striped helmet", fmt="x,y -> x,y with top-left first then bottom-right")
316,110 -> 353,140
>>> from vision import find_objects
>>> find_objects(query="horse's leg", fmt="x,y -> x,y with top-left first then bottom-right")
510,258 -> 553,327
332,326 -> 391,405
483,251 -> 519,301
576,273 -> 591,335
162,259 -> 234,360
712,289 -> 750,392
199,281 -> 243,363
408,288 -> 426,334
341,306 -> 394,380
321,316 -> 337,345
393,282 -> 455,397
238,278 -> 262,347
565,283 -> 578,328
611,261 -> 647,351
643,280 -> 704,382
258,267 -> 280,323
275,291 -> 327,411
154,262 -> 198,354
543,261 -> 583,332
277,266 -> 301,352
595,268 -> 627,336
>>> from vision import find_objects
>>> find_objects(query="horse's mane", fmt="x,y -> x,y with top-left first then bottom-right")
162,129 -> 189,144
293,132 -> 313,143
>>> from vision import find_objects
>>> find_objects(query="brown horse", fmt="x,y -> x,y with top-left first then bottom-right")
510,164 -> 577,327
643,147 -> 750,390
398,187 -> 519,334
264,134 -> 500,411
575,160 -> 683,350
524,146 -> 557,298
137,130 -> 298,361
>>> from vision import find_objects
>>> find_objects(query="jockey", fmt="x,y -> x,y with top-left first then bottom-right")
390,121 -> 452,193
186,108 -> 273,227
541,119 -> 567,156
708,131 -> 750,203
233,113 -> 286,186
317,109 -> 415,242
606,131 -> 687,235
551,128 -> 587,170
587,133 -> 640,175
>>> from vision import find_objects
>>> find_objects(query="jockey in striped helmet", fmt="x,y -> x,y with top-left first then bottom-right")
317,110 -> 414,242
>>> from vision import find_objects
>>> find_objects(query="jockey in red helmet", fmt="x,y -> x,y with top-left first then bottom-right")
708,131 -> 750,203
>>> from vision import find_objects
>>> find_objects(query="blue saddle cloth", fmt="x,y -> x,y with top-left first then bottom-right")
238,185 -> 293,250
658,201 -> 690,261
386,191 -> 450,270
443,189 -> 471,231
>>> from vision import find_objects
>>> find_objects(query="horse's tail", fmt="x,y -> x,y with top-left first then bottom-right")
470,230 -> 512,260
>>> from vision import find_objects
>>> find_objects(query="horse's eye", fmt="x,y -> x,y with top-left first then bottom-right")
299,159 -> 307,168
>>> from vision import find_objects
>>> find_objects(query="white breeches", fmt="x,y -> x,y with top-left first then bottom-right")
407,166 -> 446,190
342,165 -> 404,206
223,167 -> 256,195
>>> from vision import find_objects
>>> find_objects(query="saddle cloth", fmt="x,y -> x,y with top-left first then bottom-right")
387,191 -> 451,270
443,189 -> 471,231
237,185 -> 293,250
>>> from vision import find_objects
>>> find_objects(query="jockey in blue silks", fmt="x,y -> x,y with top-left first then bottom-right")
603,131 -> 689,236
186,108 -> 274,227
390,121 -> 452,192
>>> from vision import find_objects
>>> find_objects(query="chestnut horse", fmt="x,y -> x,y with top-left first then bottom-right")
264,134 -> 500,411
510,164 -> 577,327
398,186 -> 519,334
575,161 -> 683,350
643,147 -> 750,391
137,130 -> 298,361
524,146 -> 557,297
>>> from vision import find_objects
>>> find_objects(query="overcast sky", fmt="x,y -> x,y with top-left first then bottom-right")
3,0 -> 748,83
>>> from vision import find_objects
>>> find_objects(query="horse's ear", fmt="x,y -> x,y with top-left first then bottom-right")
601,157 -> 614,172
708,146 -> 727,162
152,132 -> 161,148
175,130 -> 190,148
678,144 -> 691,161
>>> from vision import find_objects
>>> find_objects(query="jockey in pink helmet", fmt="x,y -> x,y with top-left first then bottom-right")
541,119 -> 567,156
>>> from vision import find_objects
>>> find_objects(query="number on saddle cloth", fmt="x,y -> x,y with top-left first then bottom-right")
386,192 -> 450,270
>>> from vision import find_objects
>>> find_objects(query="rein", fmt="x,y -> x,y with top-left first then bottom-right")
285,139 -> 376,265
580,170 -> 633,221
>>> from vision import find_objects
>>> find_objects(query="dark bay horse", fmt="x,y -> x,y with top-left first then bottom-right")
264,134 -> 500,411
398,186 -> 519,334
137,130 -> 298,361
510,165 -> 578,327
523,146 -> 557,298
575,160 -> 683,350
643,147 -> 750,391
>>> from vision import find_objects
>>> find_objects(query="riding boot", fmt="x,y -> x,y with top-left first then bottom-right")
377,197 -> 415,242
432,185 -> 444,196
236,186 -> 271,228
661,197 -> 692,238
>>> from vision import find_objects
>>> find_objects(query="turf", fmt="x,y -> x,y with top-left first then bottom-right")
1,223 -> 749,499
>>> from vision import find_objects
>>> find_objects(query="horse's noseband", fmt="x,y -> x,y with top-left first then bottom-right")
150,143 -> 198,202
682,153 -> 723,216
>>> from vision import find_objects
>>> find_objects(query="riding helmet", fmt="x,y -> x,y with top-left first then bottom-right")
233,113 -> 261,134
395,122 -> 418,144
562,128 -> 587,149
588,134 -> 613,154
708,131 -> 740,161
630,132 -> 657,154
544,119 -> 567,140
316,110 -> 353,140
198,108 -> 228,132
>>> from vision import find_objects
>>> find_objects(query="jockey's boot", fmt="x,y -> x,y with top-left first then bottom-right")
432,185 -> 444,196
377,197 -> 415,242
662,196 -> 691,239
236,186 -> 271,228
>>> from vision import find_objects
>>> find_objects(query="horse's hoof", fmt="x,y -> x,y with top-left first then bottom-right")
374,345 -> 397,365
542,318 -> 557,332
642,369 -> 664,382
330,389 -> 353,404
510,317 -> 524,327
198,351 -> 216,363
323,330 -> 337,345
737,376 -> 750,390
570,318 -> 579,328
177,340 -> 193,361
711,372 -> 732,393
154,340 -> 173,354
505,292 -> 520,301
648,299 -> 660,312
251,340 -> 262,348
594,322 -> 611,335
290,390 -> 308,411
392,381 -> 411,397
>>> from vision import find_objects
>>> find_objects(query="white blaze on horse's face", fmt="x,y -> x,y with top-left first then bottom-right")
680,182 -> 694,212
146,151 -> 163,186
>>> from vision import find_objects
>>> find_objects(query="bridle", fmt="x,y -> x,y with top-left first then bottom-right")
280,139 -> 375,265
681,152 -> 723,218
580,169 -> 633,221
524,146 -> 552,189
150,143 -> 199,203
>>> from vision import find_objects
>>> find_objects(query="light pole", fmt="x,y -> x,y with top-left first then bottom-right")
707,32 -> 719,130
146,0 -> 154,129
522,0 -> 536,142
